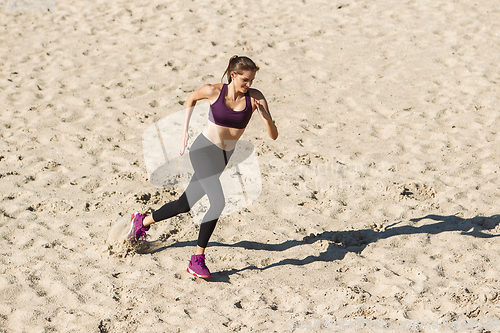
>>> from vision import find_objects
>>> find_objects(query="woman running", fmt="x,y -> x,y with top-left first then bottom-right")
128,56 -> 278,278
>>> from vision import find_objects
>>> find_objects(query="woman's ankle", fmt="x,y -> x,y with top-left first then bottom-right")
143,215 -> 154,227
195,245 -> 205,255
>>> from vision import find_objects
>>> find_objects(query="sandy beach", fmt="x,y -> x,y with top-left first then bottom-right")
1,0 -> 500,332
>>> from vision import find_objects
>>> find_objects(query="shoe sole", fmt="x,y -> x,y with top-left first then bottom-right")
186,267 -> 211,279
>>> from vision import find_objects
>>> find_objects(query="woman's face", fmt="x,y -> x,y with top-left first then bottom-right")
231,70 -> 256,93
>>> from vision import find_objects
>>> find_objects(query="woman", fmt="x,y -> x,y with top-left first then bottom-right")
128,56 -> 278,278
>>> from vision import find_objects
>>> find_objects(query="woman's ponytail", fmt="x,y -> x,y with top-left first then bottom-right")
221,55 -> 259,83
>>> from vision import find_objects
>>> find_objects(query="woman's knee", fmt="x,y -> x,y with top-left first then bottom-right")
179,200 -> 191,213
210,199 -> 225,216
177,193 -> 191,213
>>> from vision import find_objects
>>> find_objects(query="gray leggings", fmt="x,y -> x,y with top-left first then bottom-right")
152,133 -> 233,247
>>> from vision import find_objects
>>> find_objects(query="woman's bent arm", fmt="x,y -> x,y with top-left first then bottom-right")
180,84 -> 218,155
251,90 -> 278,140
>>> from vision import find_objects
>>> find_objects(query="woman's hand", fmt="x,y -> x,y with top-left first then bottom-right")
180,131 -> 189,155
255,99 -> 272,121
253,97 -> 278,140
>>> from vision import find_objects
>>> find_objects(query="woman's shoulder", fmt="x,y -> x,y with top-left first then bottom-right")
208,83 -> 224,89
198,83 -> 223,91
248,88 -> 265,99
195,83 -> 223,100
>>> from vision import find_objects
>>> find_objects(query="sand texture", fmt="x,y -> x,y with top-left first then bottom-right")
1,0 -> 500,332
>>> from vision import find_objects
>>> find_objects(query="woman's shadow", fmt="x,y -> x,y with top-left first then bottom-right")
145,214 -> 500,282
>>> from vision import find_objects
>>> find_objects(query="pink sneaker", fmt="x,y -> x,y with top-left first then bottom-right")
187,254 -> 212,278
127,212 -> 149,244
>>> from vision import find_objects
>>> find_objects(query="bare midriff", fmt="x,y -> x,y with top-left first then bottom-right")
202,120 -> 245,151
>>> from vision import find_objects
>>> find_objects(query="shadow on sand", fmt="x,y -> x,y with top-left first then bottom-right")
142,214 -> 500,283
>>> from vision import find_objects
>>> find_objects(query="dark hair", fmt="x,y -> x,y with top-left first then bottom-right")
222,56 -> 259,83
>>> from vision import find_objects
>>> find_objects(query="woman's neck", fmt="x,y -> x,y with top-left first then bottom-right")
226,82 -> 244,101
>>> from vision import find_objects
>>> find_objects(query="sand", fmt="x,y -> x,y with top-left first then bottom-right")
1,0 -> 500,332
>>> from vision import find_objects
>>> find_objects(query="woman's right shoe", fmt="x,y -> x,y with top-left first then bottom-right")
187,254 -> 212,278
127,212 -> 149,244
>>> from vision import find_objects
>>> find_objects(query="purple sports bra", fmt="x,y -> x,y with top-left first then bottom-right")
208,84 -> 253,129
